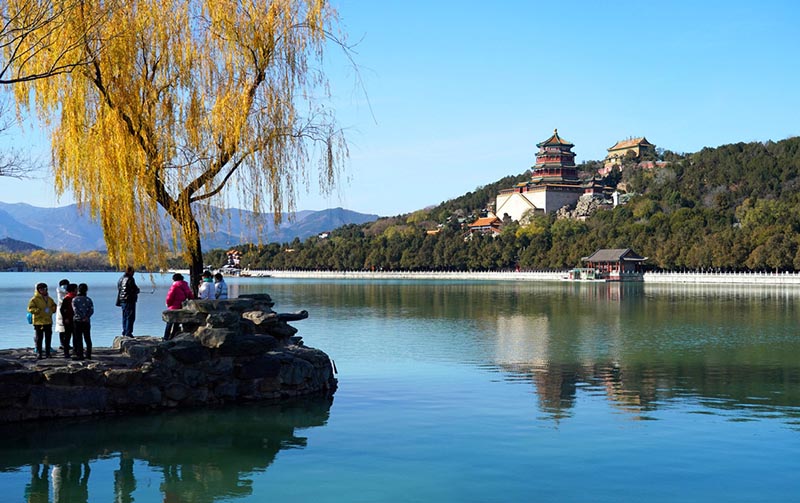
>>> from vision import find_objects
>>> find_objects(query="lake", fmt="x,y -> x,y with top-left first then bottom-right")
1,272 -> 799,502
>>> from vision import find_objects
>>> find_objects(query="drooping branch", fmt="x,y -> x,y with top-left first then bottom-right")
0,0 -> 109,84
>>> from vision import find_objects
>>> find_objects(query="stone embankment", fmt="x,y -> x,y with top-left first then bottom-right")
244,269 -> 566,281
238,269 -> 800,285
0,294 -> 337,423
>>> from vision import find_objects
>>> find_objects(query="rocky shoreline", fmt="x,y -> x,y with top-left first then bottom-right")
0,294 -> 337,423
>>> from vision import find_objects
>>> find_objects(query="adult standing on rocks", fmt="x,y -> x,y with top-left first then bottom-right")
72,283 -> 95,360
59,283 -> 78,358
54,278 -> 71,353
27,283 -> 57,359
116,266 -> 140,338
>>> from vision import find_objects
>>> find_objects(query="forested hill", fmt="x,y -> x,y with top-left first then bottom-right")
214,136 -> 800,272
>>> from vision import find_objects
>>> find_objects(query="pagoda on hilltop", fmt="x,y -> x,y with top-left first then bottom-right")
530,129 -> 579,183
491,128 -> 591,222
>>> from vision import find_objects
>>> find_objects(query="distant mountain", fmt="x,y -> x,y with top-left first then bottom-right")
0,237 -> 42,253
200,206 -> 379,249
0,202 -> 379,252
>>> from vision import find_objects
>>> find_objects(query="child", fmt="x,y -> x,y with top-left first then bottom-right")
72,283 -> 95,360
27,283 -> 57,359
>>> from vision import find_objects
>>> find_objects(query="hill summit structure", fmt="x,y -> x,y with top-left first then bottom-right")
599,136 -> 656,175
492,129 -> 601,223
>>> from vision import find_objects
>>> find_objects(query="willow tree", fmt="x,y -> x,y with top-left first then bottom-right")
7,0 -> 346,289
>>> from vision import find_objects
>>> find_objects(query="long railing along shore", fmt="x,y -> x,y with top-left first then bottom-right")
228,269 -> 800,285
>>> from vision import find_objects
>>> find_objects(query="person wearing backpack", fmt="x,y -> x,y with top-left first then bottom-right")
116,266 -> 140,338
72,283 -> 95,360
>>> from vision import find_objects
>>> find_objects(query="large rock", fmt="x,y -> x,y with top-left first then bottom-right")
0,297 -> 337,423
194,327 -> 238,348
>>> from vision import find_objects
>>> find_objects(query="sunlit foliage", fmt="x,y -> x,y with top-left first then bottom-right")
6,0 -> 346,287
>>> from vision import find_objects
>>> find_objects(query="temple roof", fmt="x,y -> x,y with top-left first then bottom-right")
581,248 -> 647,263
536,128 -> 574,148
469,216 -> 501,228
607,137 -> 654,151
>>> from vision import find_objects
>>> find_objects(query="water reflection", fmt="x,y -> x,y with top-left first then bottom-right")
498,361 -> 800,424
258,280 -> 800,424
2,397 -> 332,502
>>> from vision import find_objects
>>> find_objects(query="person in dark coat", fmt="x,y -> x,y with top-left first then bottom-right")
72,283 -> 94,360
116,266 -> 140,338
59,283 -> 77,358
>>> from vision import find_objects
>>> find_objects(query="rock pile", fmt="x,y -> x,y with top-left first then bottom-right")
556,193 -> 613,220
0,294 -> 337,423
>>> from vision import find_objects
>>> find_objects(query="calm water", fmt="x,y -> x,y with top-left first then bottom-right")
1,272 -> 799,502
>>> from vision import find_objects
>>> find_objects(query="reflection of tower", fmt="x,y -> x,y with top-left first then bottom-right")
598,364 -> 661,418
494,314 -> 550,365
531,364 -> 581,422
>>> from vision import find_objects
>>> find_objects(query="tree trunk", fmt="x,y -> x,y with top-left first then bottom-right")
184,218 -> 204,296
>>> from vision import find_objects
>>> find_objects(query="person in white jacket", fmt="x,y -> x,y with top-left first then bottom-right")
197,270 -> 214,299
54,278 -> 70,352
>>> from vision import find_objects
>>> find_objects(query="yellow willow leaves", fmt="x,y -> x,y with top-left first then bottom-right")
5,0 -> 344,272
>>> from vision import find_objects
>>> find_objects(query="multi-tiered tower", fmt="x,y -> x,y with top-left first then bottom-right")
531,129 -> 578,183
493,129 -> 587,221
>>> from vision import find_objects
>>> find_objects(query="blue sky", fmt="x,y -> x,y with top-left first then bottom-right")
1,0 -> 799,217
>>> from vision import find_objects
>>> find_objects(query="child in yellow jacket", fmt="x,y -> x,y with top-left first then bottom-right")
27,282 -> 57,359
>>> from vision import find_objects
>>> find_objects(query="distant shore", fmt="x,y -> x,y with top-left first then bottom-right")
210,269 -> 800,286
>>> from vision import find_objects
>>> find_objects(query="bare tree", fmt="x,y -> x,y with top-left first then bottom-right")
0,96 -> 36,177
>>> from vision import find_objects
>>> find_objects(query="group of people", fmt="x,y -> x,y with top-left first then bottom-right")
163,270 -> 227,340
27,279 -> 95,360
27,268 -> 231,358
116,266 -> 228,341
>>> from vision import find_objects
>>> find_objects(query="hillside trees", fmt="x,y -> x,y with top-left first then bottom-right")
200,136 -> 800,273
7,0 -> 346,290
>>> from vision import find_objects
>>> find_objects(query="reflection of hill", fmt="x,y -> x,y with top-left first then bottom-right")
251,280 -> 800,424
1,397 -> 332,502
501,361 -> 800,422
